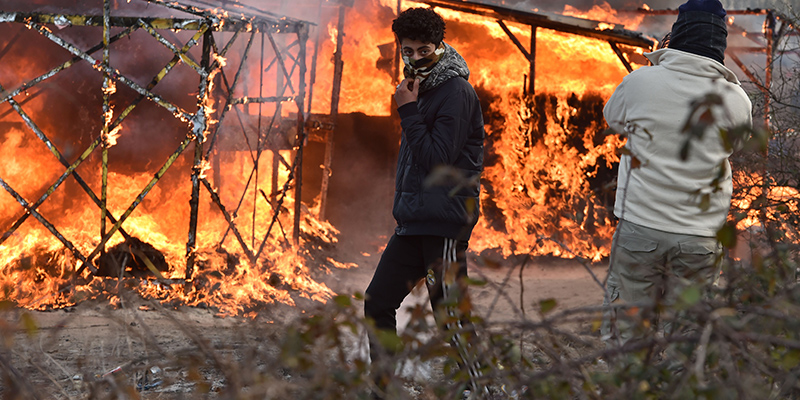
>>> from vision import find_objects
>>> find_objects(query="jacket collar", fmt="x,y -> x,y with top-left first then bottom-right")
644,48 -> 740,85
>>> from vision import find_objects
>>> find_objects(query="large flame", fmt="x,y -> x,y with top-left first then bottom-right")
0,20 -> 349,315
0,0 -> 648,314
318,0 -> 648,261
441,7 -> 639,261
0,136 -> 343,315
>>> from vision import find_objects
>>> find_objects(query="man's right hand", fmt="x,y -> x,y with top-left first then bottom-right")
394,78 -> 420,108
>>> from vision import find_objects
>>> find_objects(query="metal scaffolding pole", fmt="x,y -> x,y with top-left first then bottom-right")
253,32 -> 266,251
764,11 -> 775,130
0,2 -> 319,282
101,0 -> 111,256
186,29 -> 213,281
292,25 -> 309,245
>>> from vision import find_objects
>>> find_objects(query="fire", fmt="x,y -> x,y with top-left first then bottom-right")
0,15 -> 346,314
0,0 -> 654,314
308,0 -> 650,261
0,141 -> 339,314
597,22 -> 616,31
311,0 -> 397,116
732,182 -> 800,231
729,179 -> 800,263
431,1 -> 643,260
562,2 -> 646,29
102,80 -> 121,146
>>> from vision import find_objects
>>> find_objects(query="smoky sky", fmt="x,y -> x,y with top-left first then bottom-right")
501,0 -> 793,14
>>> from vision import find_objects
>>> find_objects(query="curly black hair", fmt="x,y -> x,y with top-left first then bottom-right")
392,8 -> 446,45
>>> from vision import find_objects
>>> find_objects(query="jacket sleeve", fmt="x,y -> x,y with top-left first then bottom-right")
603,78 -> 628,136
397,87 -> 470,171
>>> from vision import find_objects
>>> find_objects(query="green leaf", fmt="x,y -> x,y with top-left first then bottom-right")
716,223 -> 738,248
505,343 -> 522,363
333,295 -> 351,307
465,277 -> 487,287
679,141 -> 691,161
281,328 -> 305,368
376,330 -> 403,354
465,197 -> 476,214
591,318 -> 603,332
21,313 -> 38,337
679,286 -> 701,307
781,350 -> 800,369
710,307 -> 736,319
698,193 -> 711,211
539,298 -> 558,314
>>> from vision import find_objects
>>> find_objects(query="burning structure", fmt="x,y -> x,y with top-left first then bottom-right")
0,0 -> 794,314
0,0 -> 346,315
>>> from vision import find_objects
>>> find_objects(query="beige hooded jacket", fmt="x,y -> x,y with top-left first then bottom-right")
604,48 -> 752,236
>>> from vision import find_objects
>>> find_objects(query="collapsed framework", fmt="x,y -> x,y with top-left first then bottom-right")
0,0 -> 790,284
0,0 -> 347,280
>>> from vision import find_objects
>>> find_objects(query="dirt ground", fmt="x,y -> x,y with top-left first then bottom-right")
0,227 -> 609,398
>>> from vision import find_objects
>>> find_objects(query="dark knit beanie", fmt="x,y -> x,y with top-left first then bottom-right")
678,0 -> 726,18
669,0 -> 728,64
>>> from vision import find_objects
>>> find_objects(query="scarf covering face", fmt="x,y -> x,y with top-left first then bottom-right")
402,42 -> 445,81
403,42 -> 470,93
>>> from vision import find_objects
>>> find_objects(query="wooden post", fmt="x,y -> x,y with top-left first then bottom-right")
318,5 -> 346,221
528,25 -> 537,96
292,25 -> 309,245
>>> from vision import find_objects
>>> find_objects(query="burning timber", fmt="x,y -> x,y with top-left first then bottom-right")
95,237 -> 169,278
2,0 -> 789,315
413,0 -> 654,93
0,0 -> 346,314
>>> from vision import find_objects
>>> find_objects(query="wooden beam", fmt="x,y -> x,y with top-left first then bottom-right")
609,41 -> 633,73
417,0 -> 654,49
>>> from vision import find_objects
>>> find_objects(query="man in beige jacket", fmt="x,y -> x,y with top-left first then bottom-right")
601,0 -> 753,347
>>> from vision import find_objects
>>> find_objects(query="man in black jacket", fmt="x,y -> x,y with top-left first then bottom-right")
364,7 -> 485,397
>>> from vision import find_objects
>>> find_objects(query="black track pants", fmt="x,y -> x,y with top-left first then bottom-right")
364,233 -> 469,332
364,233 -> 486,396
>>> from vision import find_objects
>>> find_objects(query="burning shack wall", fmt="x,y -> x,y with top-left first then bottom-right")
319,0 -> 791,262
1,0 -> 791,312
0,0 -> 347,314
330,0 -> 656,261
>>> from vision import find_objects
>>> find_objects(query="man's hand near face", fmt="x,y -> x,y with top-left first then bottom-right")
394,78 -> 420,108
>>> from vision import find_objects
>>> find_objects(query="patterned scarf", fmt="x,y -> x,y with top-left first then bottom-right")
402,41 -> 445,82
402,42 -> 470,94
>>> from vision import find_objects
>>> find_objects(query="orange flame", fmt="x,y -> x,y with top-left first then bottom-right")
308,0 -> 649,261
0,0 -> 654,313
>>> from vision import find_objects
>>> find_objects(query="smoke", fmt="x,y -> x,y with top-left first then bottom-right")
0,0 -> 197,17
504,0 -> 793,14
493,0 -> 794,39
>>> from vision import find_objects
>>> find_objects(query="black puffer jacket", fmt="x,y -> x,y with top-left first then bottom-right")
393,45 -> 484,240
